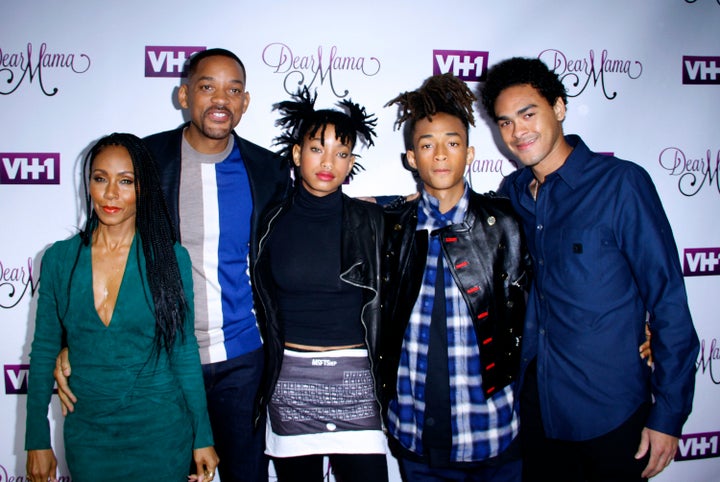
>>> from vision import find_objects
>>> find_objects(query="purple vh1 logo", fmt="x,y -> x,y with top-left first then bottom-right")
683,56 -> 720,85
145,46 -> 206,77
433,50 -> 489,82
4,364 -> 29,394
4,364 -> 58,394
683,248 -> 720,276
676,431 -> 720,461
0,153 -> 59,184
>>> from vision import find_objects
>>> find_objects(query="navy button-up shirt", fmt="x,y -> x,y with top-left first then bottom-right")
500,135 -> 698,440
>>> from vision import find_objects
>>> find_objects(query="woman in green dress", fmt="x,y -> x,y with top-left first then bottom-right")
25,133 -> 218,482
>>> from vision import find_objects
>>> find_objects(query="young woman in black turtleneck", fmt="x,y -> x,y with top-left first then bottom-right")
254,88 -> 388,482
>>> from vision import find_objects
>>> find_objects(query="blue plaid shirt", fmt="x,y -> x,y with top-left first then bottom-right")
386,185 -> 518,463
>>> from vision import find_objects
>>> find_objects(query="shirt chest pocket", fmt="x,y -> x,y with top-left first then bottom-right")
551,226 -> 618,285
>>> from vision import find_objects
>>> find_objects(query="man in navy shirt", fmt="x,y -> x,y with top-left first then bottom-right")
480,57 -> 699,481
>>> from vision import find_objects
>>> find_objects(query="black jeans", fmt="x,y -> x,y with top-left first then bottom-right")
520,359 -> 650,482
202,348 -> 267,482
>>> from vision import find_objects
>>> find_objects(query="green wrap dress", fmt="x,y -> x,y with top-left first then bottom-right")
26,235 -> 213,481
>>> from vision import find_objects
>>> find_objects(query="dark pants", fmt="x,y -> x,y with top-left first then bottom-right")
520,360 -> 650,482
202,347 -> 267,482
398,455 -> 522,482
272,453 -> 389,482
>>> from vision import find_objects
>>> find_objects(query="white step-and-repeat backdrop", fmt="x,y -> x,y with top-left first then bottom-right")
2,1 -> 719,480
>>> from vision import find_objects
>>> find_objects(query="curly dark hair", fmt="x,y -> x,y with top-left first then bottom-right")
273,86 -> 377,180
480,57 -> 568,122
385,72 -> 476,144
71,133 -> 187,357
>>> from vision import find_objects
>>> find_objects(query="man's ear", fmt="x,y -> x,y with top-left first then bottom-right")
178,83 -> 189,109
553,97 -> 567,122
465,146 -> 475,166
242,91 -> 251,114
406,149 -> 417,169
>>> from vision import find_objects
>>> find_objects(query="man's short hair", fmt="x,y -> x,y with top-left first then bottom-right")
183,48 -> 246,82
480,57 -> 567,122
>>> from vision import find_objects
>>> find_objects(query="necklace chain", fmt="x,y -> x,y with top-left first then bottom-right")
530,178 -> 542,201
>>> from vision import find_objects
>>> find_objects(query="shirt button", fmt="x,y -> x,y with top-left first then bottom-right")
538,259 -> 544,266
539,328 -> 545,335
426,417 -> 435,426
537,224 -> 543,230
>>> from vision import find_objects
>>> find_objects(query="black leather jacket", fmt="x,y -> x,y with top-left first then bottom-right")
253,190 -> 385,425
381,191 -> 530,415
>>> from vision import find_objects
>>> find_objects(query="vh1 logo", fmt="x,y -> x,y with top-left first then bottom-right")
676,431 -> 720,461
683,56 -> 720,85
4,364 -> 29,394
433,50 -> 489,82
0,153 -> 60,184
145,46 -> 206,77
683,248 -> 720,276
4,364 -> 58,394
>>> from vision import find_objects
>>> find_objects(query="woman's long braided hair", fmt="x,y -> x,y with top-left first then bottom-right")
70,133 -> 187,356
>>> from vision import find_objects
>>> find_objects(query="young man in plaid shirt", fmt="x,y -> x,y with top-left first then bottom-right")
380,73 -> 530,481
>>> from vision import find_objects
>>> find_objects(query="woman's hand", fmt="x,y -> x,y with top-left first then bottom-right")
27,448 -> 58,482
639,322 -> 653,367
188,446 -> 219,482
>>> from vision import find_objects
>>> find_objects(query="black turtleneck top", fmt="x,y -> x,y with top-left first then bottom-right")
266,185 -> 364,346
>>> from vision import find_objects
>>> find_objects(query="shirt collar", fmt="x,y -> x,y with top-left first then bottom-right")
512,134 -> 589,192
418,183 -> 469,231
554,134 -> 588,190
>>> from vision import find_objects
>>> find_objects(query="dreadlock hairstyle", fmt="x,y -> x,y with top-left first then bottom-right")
73,133 -> 187,357
273,86 -> 377,180
480,57 -> 568,122
385,72 -> 476,142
